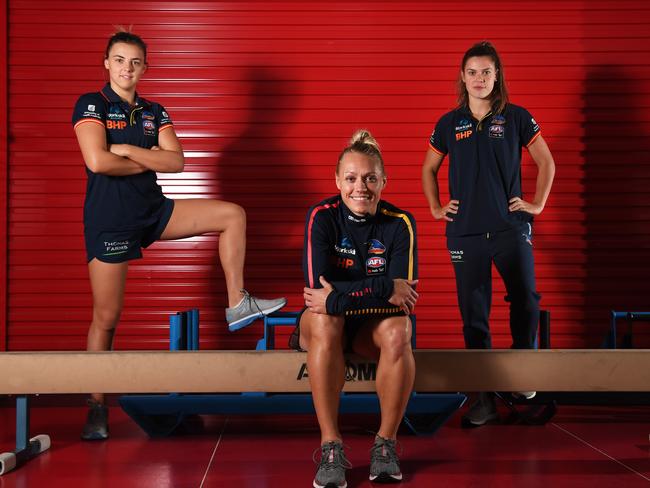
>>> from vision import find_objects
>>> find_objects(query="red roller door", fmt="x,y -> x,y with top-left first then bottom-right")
4,1 -> 650,350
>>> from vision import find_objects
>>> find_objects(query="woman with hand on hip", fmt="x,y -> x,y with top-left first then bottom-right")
422,41 -> 555,427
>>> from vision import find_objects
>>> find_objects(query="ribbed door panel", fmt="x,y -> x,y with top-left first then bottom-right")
6,1 -> 650,350
1,0 -> 7,350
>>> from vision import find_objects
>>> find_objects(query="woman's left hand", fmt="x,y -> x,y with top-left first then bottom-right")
303,276 -> 334,314
508,197 -> 543,215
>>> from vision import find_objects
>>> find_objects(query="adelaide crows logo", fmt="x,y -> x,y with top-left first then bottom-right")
367,239 -> 385,254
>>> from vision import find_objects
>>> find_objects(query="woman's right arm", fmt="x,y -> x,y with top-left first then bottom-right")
74,122 -> 147,176
422,148 -> 458,221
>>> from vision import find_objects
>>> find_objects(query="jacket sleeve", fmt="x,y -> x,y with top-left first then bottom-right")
303,204 -> 333,289
387,210 -> 417,282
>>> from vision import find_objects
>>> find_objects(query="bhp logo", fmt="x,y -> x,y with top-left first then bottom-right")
107,121 -> 127,130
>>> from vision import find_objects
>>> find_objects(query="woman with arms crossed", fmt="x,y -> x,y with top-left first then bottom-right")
293,130 -> 418,487
72,30 -> 286,440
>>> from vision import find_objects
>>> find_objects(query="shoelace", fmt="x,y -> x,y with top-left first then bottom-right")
370,436 -> 402,465
312,442 -> 352,471
239,289 -> 264,315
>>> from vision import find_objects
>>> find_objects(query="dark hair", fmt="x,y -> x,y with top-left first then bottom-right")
104,29 -> 148,63
336,129 -> 385,175
457,41 -> 509,114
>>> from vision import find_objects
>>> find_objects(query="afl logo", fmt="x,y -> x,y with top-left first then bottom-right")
366,257 -> 386,269
367,239 -> 386,254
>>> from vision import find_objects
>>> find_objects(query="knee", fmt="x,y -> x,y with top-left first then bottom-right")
226,202 -> 246,227
92,306 -> 121,331
215,201 -> 246,232
379,320 -> 412,361
309,315 -> 344,350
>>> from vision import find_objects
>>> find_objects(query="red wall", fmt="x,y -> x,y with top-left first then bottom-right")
1,0 -> 7,350
4,1 -> 650,351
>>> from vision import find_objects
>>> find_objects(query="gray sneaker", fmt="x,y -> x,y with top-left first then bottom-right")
369,436 -> 402,482
81,399 -> 108,441
313,441 -> 351,488
225,289 -> 287,331
461,392 -> 499,427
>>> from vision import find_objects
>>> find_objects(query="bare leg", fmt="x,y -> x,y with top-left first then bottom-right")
86,259 -> 128,404
161,199 -> 247,307
299,310 -> 346,444
353,315 -> 415,439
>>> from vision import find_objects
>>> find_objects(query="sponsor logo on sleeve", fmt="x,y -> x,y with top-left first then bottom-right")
159,110 -> 172,124
531,117 -> 540,132
81,104 -> 102,120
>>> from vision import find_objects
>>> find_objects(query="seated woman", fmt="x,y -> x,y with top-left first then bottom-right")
291,130 -> 418,487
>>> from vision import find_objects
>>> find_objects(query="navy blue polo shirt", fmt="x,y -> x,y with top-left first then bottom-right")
428,103 -> 541,237
72,84 -> 174,231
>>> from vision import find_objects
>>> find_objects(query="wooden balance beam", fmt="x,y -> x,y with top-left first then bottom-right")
1,349 -> 648,475
2,349 -> 649,394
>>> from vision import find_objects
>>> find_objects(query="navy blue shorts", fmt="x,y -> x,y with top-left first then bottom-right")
289,307 -> 395,352
84,199 -> 175,263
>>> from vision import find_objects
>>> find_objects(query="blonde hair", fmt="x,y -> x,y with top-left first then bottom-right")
336,129 -> 385,175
